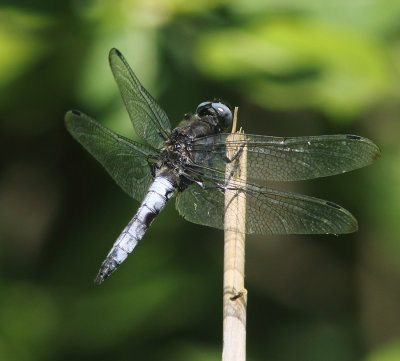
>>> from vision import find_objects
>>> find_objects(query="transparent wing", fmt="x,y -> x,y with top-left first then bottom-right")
176,180 -> 357,235
190,134 -> 381,182
65,110 -> 154,202
109,48 -> 172,149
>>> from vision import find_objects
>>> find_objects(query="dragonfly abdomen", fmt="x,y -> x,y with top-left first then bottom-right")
94,176 -> 176,284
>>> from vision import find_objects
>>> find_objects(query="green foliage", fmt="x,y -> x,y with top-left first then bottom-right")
0,1 -> 399,360
196,18 -> 392,120
365,341 -> 400,361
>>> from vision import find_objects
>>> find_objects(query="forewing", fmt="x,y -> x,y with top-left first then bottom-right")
65,110 -> 154,202
176,180 -> 357,235
109,48 -> 172,149
190,134 -> 380,182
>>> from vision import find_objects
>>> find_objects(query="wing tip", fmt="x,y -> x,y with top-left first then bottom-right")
372,145 -> 382,162
323,201 -> 358,234
109,48 -> 122,63
109,47 -> 120,55
64,109 -> 83,130
342,216 -> 358,234
65,109 -> 81,118
361,136 -> 381,163
347,134 -> 382,163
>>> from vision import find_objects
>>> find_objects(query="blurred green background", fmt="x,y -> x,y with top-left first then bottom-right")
0,0 -> 399,360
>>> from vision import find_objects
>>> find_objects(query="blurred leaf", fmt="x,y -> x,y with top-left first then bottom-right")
262,319 -> 360,361
0,282 -> 58,361
367,146 -> 400,252
232,0 -> 400,34
165,343 -> 221,361
0,8 -> 50,89
365,340 -> 400,361
196,17 -> 393,120
64,271 -> 190,349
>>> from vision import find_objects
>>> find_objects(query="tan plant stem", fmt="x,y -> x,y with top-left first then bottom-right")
222,107 -> 247,361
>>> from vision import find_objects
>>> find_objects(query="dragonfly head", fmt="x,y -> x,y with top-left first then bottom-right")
196,101 -> 233,131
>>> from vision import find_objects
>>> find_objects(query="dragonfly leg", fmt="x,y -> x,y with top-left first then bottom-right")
222,143 -> 245,164
223,143 -> 246,186
147,154 -> 159,178
180,172 -> 205,190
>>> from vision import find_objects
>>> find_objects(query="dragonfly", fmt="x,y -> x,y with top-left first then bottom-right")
65,48 -> 380,284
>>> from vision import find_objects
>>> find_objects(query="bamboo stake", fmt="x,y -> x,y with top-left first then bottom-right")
222,107 -> 247,361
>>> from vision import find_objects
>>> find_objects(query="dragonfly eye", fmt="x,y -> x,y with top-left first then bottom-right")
211,102 -> 232,129
196,101 -> 212,115
196,101 -> 233,129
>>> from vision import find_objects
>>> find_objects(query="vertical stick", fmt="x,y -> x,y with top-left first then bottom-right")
222,107 -> 247,361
